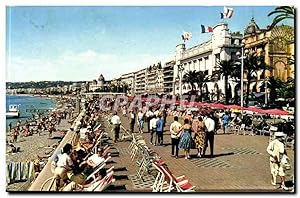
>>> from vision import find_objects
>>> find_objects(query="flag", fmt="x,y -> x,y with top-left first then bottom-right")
201,25 -> 213,33
181,32 -> 192,42
221,6 -> 234,19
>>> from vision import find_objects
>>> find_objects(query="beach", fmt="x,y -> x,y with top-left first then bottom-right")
6,95 -> 77,191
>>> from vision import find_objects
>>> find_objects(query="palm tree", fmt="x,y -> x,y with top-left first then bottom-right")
268,6 -> 295,28
182,70 -> 198,94
277,77 -> 295,99
243,53 -> 269,107
260,77 -> 284,104
196,71 -> 210,102
212,60 -> 236,104
231,64 -> 242,104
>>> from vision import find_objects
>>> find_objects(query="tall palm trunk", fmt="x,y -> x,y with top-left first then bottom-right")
224,75 -> 228,104
199,83 -> 203,102
245,74 -> 251,107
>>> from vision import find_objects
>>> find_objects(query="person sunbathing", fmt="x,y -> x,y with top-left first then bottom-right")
63,168 -> 107,191
67,148 -> 105,185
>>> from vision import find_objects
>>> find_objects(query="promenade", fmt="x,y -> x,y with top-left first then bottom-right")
104,112 -> 294,192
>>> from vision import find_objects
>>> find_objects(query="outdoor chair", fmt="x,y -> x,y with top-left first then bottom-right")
285,135 -> 294,150
85,155 -> 112,181
81,168 -> 115,191
238,124 -> 254,136
258,126 -> 269,136
64,167 -> 114,192
152,160 -> 193,192
94,171 -> 115,192
136,146 -> 160,180
230,125 -> 241,135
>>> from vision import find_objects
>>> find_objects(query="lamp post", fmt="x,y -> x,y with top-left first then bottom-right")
236,44 -> 249,113
175,76 -> 180,96
265,77 -> 269,105
178,64 -> 185,98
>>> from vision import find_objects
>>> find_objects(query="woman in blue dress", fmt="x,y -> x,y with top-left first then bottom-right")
178,118 -> 193,159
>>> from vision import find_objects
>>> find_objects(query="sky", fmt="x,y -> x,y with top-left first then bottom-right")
6,6 -> 294,82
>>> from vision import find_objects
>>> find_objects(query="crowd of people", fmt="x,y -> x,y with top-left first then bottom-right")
51,97 -> 113,191
17,94 -> 293,191
113,105 -> 234,159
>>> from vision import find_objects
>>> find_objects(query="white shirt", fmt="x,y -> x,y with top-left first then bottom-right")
146,111 -> 154,118
204,117 -> 215,132
137,112 -> 144,120
56,153 -> 73,169
130,113 -> 135,119
111,115 -> 121,125
170,121 -> 182,139
154,110 -> 160,116
79,128 -> 87,139
88,154 -> 105,167
150,118 -> 159,130
267,139 -> 285,162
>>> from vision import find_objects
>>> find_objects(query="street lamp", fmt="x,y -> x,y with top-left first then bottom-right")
236,44 -> 249,112
265,76 -> 269,105
178,64 -> 185,98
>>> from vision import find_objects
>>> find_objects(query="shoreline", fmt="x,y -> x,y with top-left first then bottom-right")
5,95 -> 78,191
6,95 -> 59,132
5,94 -> 78,130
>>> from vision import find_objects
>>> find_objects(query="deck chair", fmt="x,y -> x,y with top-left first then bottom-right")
93,123 -> 102,132
152,162 -> 170,192
94,171 -> 115,192
63,166 -> 114,192
82,133 -> 105,160
152,160 -> 191,192
85,155 -> 112,181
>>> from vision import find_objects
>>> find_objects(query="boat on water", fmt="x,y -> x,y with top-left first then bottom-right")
6,104 -> 20,118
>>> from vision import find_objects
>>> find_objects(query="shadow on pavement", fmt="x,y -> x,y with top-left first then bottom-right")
114,175 -> 129,180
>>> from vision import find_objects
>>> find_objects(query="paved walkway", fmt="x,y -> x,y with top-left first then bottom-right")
105,113 -> 294,192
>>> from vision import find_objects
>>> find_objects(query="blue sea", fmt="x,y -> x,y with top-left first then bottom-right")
6,95 -> 57,129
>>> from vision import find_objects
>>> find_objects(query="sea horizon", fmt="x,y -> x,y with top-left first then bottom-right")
5,95 -> 57,130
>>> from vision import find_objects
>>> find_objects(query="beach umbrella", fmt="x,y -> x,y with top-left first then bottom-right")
210,103 -> 226,109
263,108 -> 290,115
246,106 -> 264,113
263,108 -> 291,124
225,104 -> 242,110
195,102 -> 205,107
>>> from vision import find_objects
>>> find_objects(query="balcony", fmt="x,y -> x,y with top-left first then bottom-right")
182,42 -> 212,60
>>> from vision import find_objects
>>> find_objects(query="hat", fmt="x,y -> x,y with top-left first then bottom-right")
274,132 -> 286,137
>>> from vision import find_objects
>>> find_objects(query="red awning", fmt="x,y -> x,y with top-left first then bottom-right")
225,104 -> 242,109
263,108 -> 290,115
210,103 -> 226,109
245,106 -> 264,113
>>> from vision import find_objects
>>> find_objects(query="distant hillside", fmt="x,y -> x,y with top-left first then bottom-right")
6,81 -> 86,89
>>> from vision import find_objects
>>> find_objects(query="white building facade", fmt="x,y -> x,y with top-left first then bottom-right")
134,68 -> 147,95
145,63 -> 164,95
121,72 -> 135,96
173,23 -> 243,101
163,60 -> 175,95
